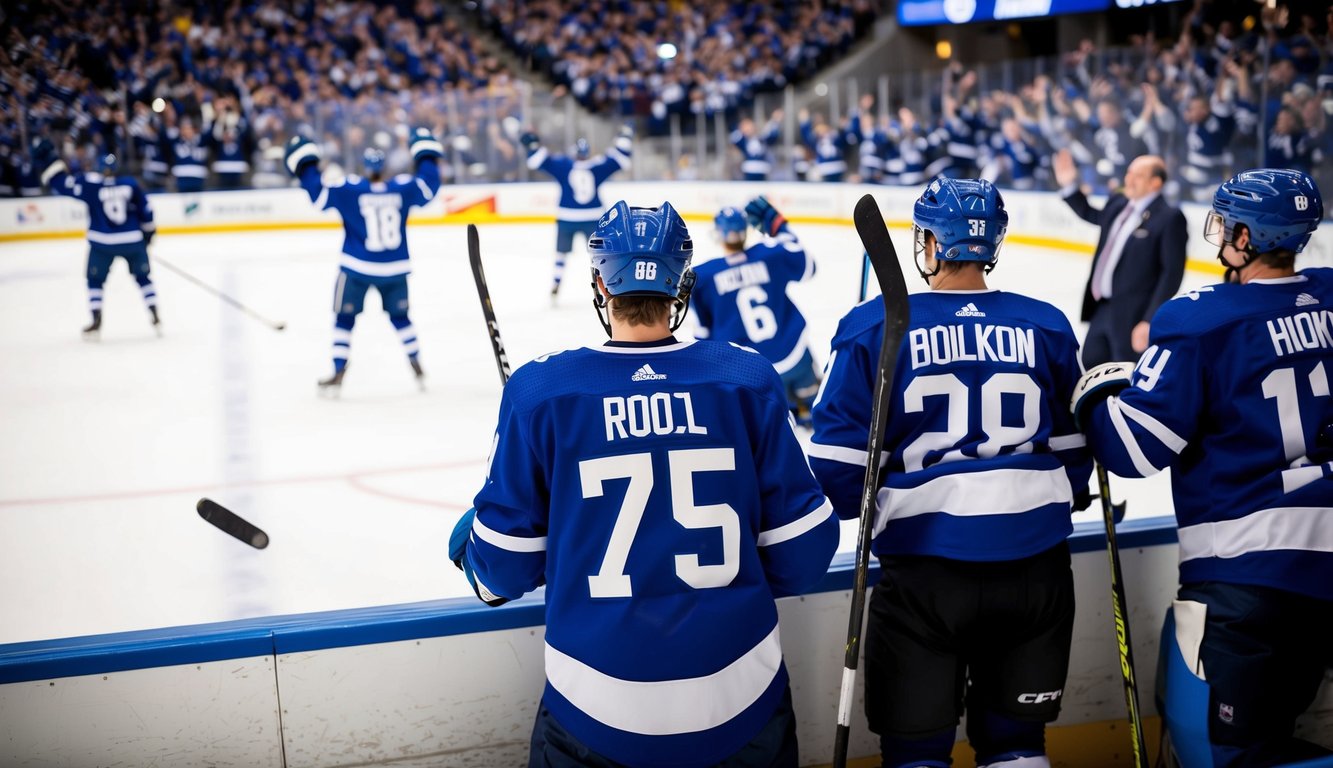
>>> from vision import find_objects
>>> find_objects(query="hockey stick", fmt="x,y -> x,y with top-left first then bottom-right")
155,255 -> 287,331
467,223 -> 512,386
1097,462 -> 1146,767
197,497 -> 270,549
833,194 -> 911,768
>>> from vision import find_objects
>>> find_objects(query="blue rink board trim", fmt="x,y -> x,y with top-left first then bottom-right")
0,517 -> 1179,685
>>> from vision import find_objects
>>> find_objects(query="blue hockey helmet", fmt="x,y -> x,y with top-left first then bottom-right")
362,147 -> 386,175
589,201 -> 693,298
1205,169 -> 1323,255
573,138 -> 590,160
98,153 -> 118,175
715,206 -> 747,246
912,177 -> 1008,278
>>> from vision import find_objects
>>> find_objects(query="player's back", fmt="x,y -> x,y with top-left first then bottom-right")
691,234 -> 813,371
475,338 -> 835,765
59,173 -> 150,248
326,174 -> 422,278
816,289 -> 1086,562
1120,267 -> 1333,596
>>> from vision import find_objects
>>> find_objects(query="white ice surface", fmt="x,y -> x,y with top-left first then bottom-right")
0,222 -> 1208,644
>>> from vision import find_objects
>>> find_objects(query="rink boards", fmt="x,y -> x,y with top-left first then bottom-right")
1,181 -> 1330,766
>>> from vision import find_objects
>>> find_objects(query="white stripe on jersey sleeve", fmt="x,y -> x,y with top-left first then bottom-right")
806,440 -> 889,469
1048,433 -> 1087,451
770,332 -> 810,375
757,499 -> 833,547
415,177 -> 434,202
1116,399 -> 1188,453
544,623 -> 781,736
1106,398 -> 1162,477
473,515 -> 547,553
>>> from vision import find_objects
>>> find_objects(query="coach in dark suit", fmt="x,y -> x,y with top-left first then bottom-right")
1054,150 -> 1187,367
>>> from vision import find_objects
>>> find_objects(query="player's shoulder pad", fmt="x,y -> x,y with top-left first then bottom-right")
695,340 -> 788,393
502,347 -> 588,405
1150,281 -> 1244,339
391,172 -> 415,185
833,296 -> 890,345
994,291 -> 1077,336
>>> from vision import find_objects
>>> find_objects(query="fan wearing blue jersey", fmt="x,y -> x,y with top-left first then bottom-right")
450,201 -> 838,768
521,126 -> 632,303
32,141 -> 160,339
810,178 -> 1092,768
691,197 -> 821,425
1073,169 -> 1332,768
285,129 -> 442,394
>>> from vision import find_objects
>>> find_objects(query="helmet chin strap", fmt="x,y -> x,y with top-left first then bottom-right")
1216,226 -> 1259,284
590,269 -> 697,338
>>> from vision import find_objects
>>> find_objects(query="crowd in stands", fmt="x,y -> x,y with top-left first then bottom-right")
473,0 -> 879,133
0,0 -> 1329,203
750,2 -> 1332,199
0,0 -> 526,195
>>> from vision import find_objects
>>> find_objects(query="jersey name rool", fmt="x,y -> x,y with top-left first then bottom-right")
1267,309 -> 1333,357
908,324 -> 1037,370
603,392 -> 709,441
714,261 -> 771,295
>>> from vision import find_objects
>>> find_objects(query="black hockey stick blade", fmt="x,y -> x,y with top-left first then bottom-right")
1097,463 -> 1147,767
197,498 -> 270,549
833,194 -> 912,768
467,223 -> 513,386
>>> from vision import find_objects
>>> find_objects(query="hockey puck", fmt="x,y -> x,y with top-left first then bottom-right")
197,498 -> 270,549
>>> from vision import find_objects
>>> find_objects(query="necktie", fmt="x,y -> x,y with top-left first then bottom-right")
1091,203 -> 1136,301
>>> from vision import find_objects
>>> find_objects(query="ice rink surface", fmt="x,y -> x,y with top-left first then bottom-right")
0,220 -> 1209,644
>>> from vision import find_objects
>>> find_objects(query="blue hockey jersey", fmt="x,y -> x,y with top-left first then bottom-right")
730,123 -> 779,179
298,159 -> 440,280
810,289 -> 1091,562
691,232 -> 816,376
1083,269 -> 1333,601
462,338 -> 838,767
51,170 -> 155,252
528,137 -> 630,223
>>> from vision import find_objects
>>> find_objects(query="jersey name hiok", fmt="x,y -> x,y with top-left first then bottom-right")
1266,309 -> 1333,357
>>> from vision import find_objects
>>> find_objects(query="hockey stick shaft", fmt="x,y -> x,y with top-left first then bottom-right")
154,255 -> 287,331
834,195 -> 912,768
858,251 -> 871,303
467,224 -> 512,386
1098,462 -> 1147,767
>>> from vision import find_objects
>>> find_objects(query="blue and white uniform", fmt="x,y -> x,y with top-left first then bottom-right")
460,339 -> 838,767
1082,271 -> 1333,600
48,166 -> 158,320
297,156 -> 440,376
730,122 -> 780,181
167,129 -> 208,193
810,290 -> 1091,560
527,134 -> 631,295
691,232 -> 818,414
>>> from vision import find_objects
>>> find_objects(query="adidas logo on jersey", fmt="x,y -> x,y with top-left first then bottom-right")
1296,293 -> 1319,307
631,364 -> 666,382
955,302 -> 986,317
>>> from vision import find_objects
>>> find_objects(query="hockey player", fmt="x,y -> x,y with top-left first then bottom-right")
521,127 -> 632,302
1072,169 -> 1332,767
450,201 -> 838,767
730,113 -> 782,181
284,129 -> 442,394
810,178 -> 1092,768
691,197 -> 821,425
31,142 -> 160,338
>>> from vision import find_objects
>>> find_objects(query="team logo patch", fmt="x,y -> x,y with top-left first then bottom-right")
631,364 -> 666,382
955,302 -> 985,317
1218,703 -> 1235,724
1295,292 -> 1319,307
